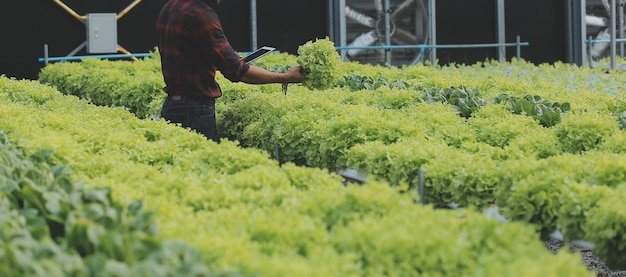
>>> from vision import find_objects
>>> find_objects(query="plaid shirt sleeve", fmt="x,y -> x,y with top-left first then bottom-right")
191,6 -> 249,82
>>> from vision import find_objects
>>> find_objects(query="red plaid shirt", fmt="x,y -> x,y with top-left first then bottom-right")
156,0 -> 249,98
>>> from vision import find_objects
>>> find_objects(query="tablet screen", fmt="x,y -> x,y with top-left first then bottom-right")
242,46 -> 276,64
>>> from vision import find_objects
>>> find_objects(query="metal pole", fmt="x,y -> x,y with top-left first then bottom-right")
589,35 -> 595,68
580,0 -> 589,67
44,44 -> 49,66
339,0 -> 347,60
384,0 -> 392,66
250,0 -> 258,51
417,169 -> 424,205
617,0 -> 624,59
328,0 -> 335,45
611,0 -> 617,69
428,0 -> 437,65
565,0 -> 573,63
516,35 -> 521,60
67,41 -> 87,57
274,143 -> 281,166
496,0 -> 506,62
565,0 -> 587,66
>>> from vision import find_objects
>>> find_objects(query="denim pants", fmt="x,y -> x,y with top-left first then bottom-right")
160,96 -> 219,142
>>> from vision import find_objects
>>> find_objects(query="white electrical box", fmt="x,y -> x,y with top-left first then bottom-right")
86,13 -> 118,53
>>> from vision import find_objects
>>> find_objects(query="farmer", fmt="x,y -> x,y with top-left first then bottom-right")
156,0 -> 306,142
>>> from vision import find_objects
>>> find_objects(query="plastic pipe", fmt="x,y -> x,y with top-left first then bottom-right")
38,53 -> 153,63
117,0 -> 142,20
51,0 -> 86,21
585,37 -> 626,43
336,39 -> 529,64
335,41 -> 529,51
117,46 -> 140,61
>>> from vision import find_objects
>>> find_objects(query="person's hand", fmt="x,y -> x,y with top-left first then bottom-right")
285,66 -> 306,83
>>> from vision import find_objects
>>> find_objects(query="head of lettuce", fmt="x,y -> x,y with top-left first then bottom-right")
296,37 -> 343,90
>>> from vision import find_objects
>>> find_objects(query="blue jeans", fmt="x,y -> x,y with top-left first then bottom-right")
160,96 -> 219,142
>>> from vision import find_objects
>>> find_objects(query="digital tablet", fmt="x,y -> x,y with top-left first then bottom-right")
242,46 -> 276,64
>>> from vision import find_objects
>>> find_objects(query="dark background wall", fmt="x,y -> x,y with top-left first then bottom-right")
1,0 -> 168,80
0,0 -> 328,80
435,0 -> 498,64
2,0 -> 568,80
505,1 -> 567,64
435,0 -> 567,65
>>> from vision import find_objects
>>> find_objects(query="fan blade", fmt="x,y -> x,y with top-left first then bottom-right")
347,30 -> 378,56
345,6 -> 375,27
602,0 -> 610,13
375,0 -> 384,15
590,28 -> 610,58
391,0 -> 415,19
392,28 -> 420,44
586,15 -> 607,27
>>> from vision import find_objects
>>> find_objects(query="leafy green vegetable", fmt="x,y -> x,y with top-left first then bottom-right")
494,94 -> 571,127
296,37 -> 343,90
421,86 -> 487,118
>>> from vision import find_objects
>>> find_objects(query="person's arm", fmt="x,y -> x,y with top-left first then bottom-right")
240,65 -> 306,84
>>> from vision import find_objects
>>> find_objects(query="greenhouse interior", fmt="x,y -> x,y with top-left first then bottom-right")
2,0 -> 626,276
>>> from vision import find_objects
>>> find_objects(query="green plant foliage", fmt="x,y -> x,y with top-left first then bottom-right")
336,74 -> 409,91
504,127 -> 560,159
494,94 -> 571,127
421,86 -> 488,118
422,143 -> 500,207
599,129 -> 626,153
23,48 -> 626,271
555,111 -> 620,153
39,57 -> 165,118
344,138 -> 448,190
556,183 -> 612,242
0,74 -> 597,276
296,37 -> 343,90
583,185 -> 626,270
0,131 -> 215,276
329,206 -> 591,277
467,104 -> 544,148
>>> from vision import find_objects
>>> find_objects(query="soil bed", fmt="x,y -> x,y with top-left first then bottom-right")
544,239 -> 626,277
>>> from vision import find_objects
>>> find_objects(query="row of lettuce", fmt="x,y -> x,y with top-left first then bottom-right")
0,73 -> 596,275
0,132 -> 221,276
36,52 -> 626,269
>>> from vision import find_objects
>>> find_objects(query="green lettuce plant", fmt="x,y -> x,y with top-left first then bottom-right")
296,37 -> 343,90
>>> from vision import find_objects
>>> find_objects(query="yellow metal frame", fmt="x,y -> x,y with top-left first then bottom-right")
51,0 -> 143,60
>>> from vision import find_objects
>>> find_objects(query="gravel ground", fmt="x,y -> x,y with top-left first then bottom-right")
544,239 -> 626,277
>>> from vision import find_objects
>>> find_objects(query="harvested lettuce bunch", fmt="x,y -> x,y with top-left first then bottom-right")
296,37 -> 342,90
